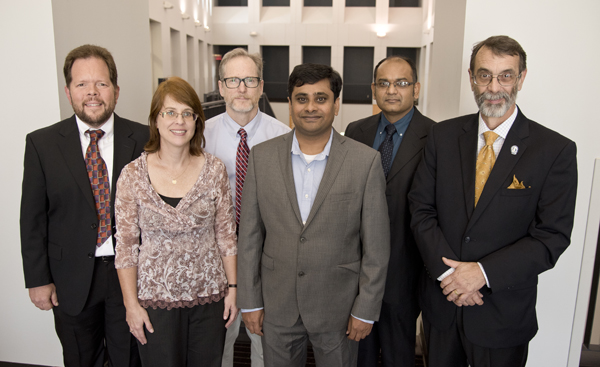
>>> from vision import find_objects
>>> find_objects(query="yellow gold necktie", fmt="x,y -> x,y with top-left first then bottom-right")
474,131 -> 499,207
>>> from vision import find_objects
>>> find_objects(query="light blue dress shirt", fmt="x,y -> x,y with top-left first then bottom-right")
203,111 -> 291,207
291,129 -> 333,224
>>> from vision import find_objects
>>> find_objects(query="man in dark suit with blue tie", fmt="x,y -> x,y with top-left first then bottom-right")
20,44 -> 148,367
345,55 -> 435,367
409,35 -> 577,367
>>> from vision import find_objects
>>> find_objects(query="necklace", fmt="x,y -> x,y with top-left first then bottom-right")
159,154 -> 192,184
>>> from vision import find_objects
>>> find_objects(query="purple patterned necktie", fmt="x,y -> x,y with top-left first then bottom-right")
85,129 -> 111,247
235,128 -> 250,225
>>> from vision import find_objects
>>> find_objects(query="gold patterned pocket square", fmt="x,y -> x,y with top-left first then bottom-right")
507,175 -> 526,189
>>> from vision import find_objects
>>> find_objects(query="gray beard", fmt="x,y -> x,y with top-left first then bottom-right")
476,88 -> 518,118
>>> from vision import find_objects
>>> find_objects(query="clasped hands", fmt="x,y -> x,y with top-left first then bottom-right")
440,257 -> 486,307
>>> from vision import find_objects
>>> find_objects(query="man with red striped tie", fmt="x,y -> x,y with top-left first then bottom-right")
204,47 -> 290,367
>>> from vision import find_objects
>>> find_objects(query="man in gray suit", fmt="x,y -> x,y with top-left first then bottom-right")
237,63 -> 390,367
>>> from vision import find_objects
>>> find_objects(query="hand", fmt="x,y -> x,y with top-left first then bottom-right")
453,291 -> 484,307
28,284 -> 59,310
440,257 -> 486,305
242,309 -> 264,336
346,316 -> 373,341
126,303 -> 154,345
223,288 -> 238,329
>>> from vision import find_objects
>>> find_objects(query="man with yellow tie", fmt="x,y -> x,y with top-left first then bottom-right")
408,35 -> 577,367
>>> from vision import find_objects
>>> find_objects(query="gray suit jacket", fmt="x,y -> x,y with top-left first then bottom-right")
237,129 -> 390,333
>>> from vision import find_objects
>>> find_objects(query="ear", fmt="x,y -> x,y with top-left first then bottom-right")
468,68 -> 475,91
516,69 -> 527,91
413,81 -> 421,101
218,80 -> 224,97
334,97 -> 340,116
64,85 -> 72,105
371,83 -> 376,100
258,79 -> 264,95
114,85 -> 120,105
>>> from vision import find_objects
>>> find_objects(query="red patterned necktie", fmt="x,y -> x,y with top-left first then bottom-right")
235,128 -> 250,225
85,129 -> 112,247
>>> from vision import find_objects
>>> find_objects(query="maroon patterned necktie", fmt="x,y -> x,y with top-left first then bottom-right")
235,128 -> 250,225
85,129 -> 112,247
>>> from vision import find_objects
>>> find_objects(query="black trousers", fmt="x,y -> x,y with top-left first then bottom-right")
138,299 -> 227,367
357,300 -> 418,367
423,308 -> 528,367
53,257 -> 140,367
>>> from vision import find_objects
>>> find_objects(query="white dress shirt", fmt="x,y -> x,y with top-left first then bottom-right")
76,114 -> 115,256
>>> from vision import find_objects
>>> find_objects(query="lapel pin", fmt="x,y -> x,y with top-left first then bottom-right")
511,145 -> 518,155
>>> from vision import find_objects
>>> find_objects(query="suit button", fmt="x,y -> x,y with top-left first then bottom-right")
88,253 -> 94,258
91,223 -> 97,229
300,237 -> 306,243
464,237 -> 471,243
298,271 -> 305,277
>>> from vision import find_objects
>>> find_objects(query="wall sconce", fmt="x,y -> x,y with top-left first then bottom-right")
204,26 -> 211,33
250,31 -> 258,37
195,20 -> 202,27
182,12 -> 190,20
376,31 -> 386,38
163,1 -> 174,9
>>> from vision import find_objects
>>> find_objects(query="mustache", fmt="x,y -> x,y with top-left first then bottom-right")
476,91 -> 510,105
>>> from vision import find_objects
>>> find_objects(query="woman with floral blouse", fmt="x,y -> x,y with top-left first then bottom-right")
115,76 -> 237,367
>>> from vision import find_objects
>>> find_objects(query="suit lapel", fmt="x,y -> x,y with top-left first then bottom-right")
386,109 -> 429,182
303,130 -> 347,231
355,113 -> 380,147
467,112 -> 529,230
279,132 -> 303,225
112,115 -> 137,205
58,116 -> 96,212
458,116 -> 479,219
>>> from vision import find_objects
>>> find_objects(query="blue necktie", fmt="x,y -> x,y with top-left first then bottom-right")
378,124 -> 396,177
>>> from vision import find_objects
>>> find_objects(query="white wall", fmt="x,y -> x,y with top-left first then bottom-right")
0,2 -> 63,365
451,1 -> 600,366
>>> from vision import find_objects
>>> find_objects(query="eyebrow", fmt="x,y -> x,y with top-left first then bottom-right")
376,78 -> 409,82
476,67 -> 516,74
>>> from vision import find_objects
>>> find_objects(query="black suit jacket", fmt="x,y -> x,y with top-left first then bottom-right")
345,108 -> 435,309
408,109 -> 577,348
20,114 -> 148,316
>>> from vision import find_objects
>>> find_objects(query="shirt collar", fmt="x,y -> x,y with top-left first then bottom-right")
477,105 -> 519,140
291,128 -> 334,162
381,107 -> 415,127
76,113 -> 115,139
224,110 -> 262,140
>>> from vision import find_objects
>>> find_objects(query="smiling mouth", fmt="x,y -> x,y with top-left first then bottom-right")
85,101 -> 103,107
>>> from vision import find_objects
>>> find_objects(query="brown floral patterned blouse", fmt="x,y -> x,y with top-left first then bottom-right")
115,152 -> 237,310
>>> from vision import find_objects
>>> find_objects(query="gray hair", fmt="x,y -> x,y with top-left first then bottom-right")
219,48 -> 263,79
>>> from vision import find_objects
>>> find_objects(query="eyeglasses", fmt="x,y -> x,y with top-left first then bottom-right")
375,80 -> 415,89
159,111 -> 198,122
222,77 -> 261,89
472,72 -> 522,87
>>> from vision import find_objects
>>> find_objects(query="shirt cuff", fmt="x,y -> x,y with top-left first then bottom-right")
437,267 -> 455,281
477,262 -> 490,288
241,307 -> 263,313
351,314 -> 374,324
